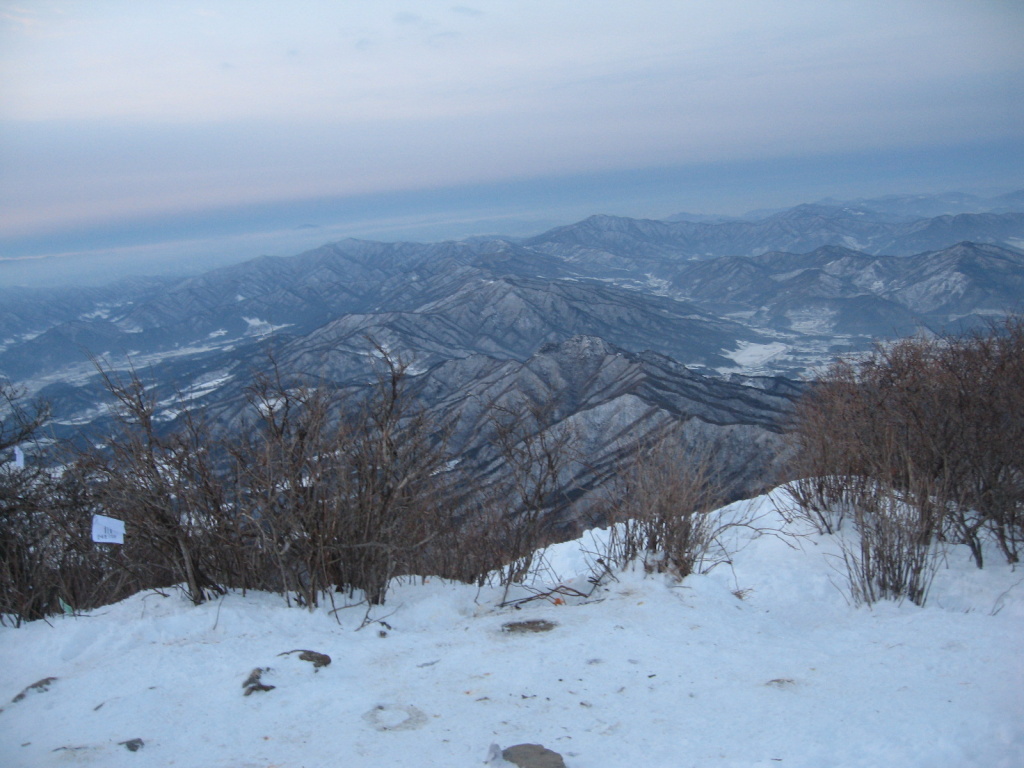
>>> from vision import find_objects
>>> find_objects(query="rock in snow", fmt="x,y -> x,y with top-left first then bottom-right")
501,743 -> 567,768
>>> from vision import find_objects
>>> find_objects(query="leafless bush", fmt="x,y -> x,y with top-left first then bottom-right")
331,344 -> 455,604
429,503 -> 506,586
935,316 -> 1024,565
841,492 -> 942,607
0,384 -> 73,624
4,343 -> 467,618
836,444 -> 950,607
76,364 -> 240,605
0,382 -> 50,453
44,468 -> 143,613
0,384 -> 128,624
787,316 -> 1024,603
0,462 -> 61,624
598,434 -> 734,579
784,358 -> 880,535
231,363 -> 351,608
229,346 -> 457,608
482,397 -> 580,594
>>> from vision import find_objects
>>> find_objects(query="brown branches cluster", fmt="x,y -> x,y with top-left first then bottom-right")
1,346 -> 593,622
597,435 -> 728,579
787,316 -> 1024,604
83,347 -> 459,611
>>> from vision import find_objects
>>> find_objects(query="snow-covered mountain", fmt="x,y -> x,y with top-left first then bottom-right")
3,197 -> 1023,524
670,241 -> 1024,334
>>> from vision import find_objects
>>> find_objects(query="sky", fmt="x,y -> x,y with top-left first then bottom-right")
1,1 -> 1023,285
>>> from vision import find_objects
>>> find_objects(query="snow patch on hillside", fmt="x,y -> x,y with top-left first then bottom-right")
722,341 -> 789,369
786,308 -> 837,334
242,317 -> 290,337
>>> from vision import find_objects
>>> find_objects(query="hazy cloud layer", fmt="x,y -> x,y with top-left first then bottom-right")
1,0 -> 1022,243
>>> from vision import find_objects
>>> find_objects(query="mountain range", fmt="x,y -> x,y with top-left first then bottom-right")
2,194 -> 1023,526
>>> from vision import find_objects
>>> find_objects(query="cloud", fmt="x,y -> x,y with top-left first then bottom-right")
0,0 -> 1021,240
393,11 -> 429,27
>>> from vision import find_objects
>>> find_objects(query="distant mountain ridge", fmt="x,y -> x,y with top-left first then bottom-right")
3,200 -> 1023,384
669,241 -> 1024,334
678,189 -> 1024,223
529,208 -> 1024,263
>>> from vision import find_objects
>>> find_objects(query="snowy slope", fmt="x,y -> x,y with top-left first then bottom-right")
1,492 -> 1021,768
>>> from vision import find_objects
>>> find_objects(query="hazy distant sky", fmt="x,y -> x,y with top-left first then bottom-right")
1,1 -> 1023,283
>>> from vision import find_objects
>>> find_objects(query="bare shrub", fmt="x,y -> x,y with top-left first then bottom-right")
482,397 -> 580,593
0,382 -> 50,454
0,384 -> 127,624
3,344 -> 460,619
232,364 -> 351,608
837,443 -> 950,607
935,316 -> 1024,565
842,489 -> 942,607
0,461 -> 62,624
598,434 -> 733,579
787,316 -> 1024,604
433,504 -> 505,586
0,384 -> 73,624
78,365 -> 229,605
332,345 -> 455,604
235,345 -> 455,607
784,358 -> 881,535
44,468 -> 142,613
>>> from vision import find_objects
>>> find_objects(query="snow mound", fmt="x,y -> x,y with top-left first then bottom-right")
1,492 -> 1021,767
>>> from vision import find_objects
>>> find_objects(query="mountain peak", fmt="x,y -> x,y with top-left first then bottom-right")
537,334 -> 619,358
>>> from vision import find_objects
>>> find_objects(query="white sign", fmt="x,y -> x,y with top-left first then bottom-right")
92,514 -> 125,544
13,446 -> 24,469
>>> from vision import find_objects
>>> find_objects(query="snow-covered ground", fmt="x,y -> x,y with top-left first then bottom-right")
2,491 -> 1021,767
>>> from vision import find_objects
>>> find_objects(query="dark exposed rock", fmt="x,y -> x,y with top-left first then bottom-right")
277,649 -> 331,668
119,738 -> 145,752
242,668 -> 275,696
501,620 -> 557,634
11,677 -> 57,703
501,743 -> 567,768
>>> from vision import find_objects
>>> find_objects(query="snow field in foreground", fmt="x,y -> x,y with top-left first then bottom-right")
1,491 -> 1022,768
